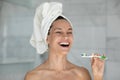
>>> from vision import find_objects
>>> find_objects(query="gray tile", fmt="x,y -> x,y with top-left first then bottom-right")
73,26 -> 106,49
31,0 -> 55,8
68,48 -> 91,70
1,1 -> 33,18
69,48 -> 106,65
6,17 -> 33,36
107,15 -> 120,37
68,48 -> 106,77
107,0 -> 120,15
5,36 -> 35,63
1,2 -> 34,37
64,3 -> 106,16
104,61 -> 120,80
0,63 -> 34,80
106,49 -> 120,62
0,0 -> 3,8
69,48 -> 106,66
64,0 -> 106,4
0,37 -> 4,63
3,0 -> 30,7
69,15 -> 107,27
0,23 -> 4,36
0,49 -> 3,62
107,38 -> 120,49
106,38 -> 120,62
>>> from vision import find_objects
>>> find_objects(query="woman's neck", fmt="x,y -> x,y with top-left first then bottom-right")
46,52 -> 69,71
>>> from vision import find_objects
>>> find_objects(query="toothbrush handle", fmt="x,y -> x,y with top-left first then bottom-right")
81,56 -> 100,58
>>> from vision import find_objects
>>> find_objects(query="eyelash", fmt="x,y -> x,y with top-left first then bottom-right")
67,32 -> 72,34
55,31 -> 72,34
56,31 -> 61,33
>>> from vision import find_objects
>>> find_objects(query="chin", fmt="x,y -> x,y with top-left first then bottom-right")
61,50 -> 70,55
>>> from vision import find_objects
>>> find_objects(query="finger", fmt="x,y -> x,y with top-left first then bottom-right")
91,53 -> 95,65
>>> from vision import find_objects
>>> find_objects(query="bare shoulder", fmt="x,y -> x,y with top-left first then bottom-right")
71,64 -> 91,80
24,70 -> 35,80
24,64 -> 45,80
24,69 -> 40,80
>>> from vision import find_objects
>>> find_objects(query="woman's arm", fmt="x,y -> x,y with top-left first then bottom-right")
91,54 -> 105,80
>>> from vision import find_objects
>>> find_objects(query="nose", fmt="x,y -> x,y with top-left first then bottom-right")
63,36 -> 68,40
63,33 -> 68,40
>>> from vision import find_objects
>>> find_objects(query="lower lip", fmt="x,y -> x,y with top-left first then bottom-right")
60,46 -> 69,49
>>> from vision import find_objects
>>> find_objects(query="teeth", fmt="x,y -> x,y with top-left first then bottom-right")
60,42 -> 69,45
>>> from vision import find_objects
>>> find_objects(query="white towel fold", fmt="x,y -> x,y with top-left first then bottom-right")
30,2 -> 71,54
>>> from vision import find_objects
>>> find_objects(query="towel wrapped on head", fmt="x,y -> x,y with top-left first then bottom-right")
30,2 -> 72,54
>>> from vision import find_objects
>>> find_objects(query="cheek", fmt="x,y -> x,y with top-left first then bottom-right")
52,36 -> 61,43
48,35 -> 60,45
70,35 -> 73,42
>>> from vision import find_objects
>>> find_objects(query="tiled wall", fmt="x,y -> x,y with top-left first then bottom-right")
0,0 -> 120,80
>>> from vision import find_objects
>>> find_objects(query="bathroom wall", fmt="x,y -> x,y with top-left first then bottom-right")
0,0 -> 120,80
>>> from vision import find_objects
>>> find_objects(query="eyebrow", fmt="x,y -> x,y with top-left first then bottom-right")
54,27 -> 72,31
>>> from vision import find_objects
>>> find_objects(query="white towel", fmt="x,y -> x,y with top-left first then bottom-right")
30,2 -> 71,54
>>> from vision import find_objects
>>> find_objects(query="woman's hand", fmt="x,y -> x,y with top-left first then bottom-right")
91,53 -> 105,80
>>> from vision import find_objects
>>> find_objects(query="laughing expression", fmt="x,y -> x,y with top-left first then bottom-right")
47,19 -> 73,55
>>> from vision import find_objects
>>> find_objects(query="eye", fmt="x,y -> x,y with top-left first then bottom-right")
67,32 -> 72,34
55,31 -> 62,34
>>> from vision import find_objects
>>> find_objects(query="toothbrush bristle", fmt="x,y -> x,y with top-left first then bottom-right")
100,55 -> 107,60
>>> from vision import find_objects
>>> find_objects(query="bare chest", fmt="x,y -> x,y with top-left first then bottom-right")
42,74 -> 78,80
39,71 -> 79,80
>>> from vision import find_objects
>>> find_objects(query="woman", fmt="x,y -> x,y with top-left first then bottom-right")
24,2 -> 105,80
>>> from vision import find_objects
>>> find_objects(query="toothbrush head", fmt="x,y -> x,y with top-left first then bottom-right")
100,55 -> 108,60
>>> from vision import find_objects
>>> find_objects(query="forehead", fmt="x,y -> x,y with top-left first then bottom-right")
51,19 -> 72,30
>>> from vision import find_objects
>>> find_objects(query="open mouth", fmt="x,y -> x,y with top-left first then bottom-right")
59,42 -> 70,47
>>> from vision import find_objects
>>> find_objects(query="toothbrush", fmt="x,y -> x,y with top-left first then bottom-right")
81,53 -> 108,60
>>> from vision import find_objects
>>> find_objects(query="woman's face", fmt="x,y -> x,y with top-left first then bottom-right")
47,19 -> 73,55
